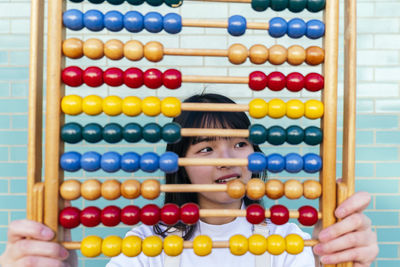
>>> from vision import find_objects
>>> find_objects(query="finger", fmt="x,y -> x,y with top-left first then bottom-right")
8,220 -> 54,243
15,256 -> 69,267
12,239 -> 69,261
319,245 -> 378,265
335,192 -> 371,219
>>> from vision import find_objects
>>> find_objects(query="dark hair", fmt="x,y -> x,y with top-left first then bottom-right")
154,93 -> 266,240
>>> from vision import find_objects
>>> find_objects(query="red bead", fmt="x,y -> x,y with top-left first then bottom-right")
143,68 -> 163,89
59,207 -> 81,229
62,66 -> 83,87
101,205 -> 121,227
298,205 -> 318,226
163,69 -> 182,89
83,66 -> 104,87
267,71 -> 286,92
140,204 -> 160,226
249,71 -> 267,91
103,67 -> 124,87
246,204 -> 265,224
304,73 -> 324,92
121,205 -> 141,226
286,72 -> 305,92
270,204 -> 289,225
124,67 -> 143,88
80,206 -> 101,227
180,203 -> 199,225
160,203 -> 180,225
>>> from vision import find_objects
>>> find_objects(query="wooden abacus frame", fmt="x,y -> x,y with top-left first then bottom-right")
27,0 -> 356,266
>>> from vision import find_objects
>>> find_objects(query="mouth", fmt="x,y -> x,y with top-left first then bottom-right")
214,174 -> 240,184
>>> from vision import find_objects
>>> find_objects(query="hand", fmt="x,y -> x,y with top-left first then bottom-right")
313,192 -> 379,266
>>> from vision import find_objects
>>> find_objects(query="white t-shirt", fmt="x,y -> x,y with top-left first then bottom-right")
106,216 -> 315,267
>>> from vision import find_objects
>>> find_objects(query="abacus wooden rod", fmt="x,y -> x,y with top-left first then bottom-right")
164,48 -> 228,57
161,184 -> 228,193
181,103 -> 249,112
182,19 -> 269,30
188,0 -> 251,4
181,128 -> 248,137
199,209 -> 322,219
178,158 -> 247,166
182,75 -> 248,84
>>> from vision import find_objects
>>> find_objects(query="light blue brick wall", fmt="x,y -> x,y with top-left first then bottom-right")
0,1 -> 399,267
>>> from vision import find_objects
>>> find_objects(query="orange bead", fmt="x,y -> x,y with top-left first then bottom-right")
60,180 -> 81,200
305,46 -> 324,65
144,41 -> 164,62
287,45 -> 306,66
62,38 -> 83,59
81,179 -> 101,200
121,180 -> 141,199
104,39 -> 124,60
124,40 -> 144,61
228,44 -> 248,65
227,179 -> 246,199
265,179 -> 284,200
303,180 -> 322,199
269,45 -> 287,65
249,44 -> 268,64
246,178 -> 266,200
83,38 -> 104,60
101,179 -> 121,200
141,179 -> 160,200
284,179 -> 303,199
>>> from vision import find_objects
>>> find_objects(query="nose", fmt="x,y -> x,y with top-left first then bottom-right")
216,145 -> 233,169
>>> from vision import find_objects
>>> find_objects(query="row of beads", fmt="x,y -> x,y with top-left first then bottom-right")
60,178 -> 322,201
60,203 -> 318,229
61,95 -> 324,119
62,66 -> 324,92
60,151 -> 322,173
61,122 -> 322,145
63,38 -> 325,65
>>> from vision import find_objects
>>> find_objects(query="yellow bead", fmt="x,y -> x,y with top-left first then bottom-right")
164,235 -> 184,256
285,234 -> 304,255
103,96 -> 123,116
142,236 -> 163,257
82,95 -> 103,116
305,100 -> 324,119
122,236 -> 142,257
161,97 -> 181,117
229,234 -> 248,256
122,96 -> 142,116
249,99 -> 268,119
193,235 -> 212,256
142,96 -> 161,117
60,180 -> 81,200
248,234 -> 267,255
84,38 -> 104,60
267,235 -> 285,255
102,236 -> 122,257
268,99 -> 286,119
228,43 -> 248,65
124,40 -> 144,61
81,236 -> 102,257
61,95 -> 82,115
286,99 -> 305,119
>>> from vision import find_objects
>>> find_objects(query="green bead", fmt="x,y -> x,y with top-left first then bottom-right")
127,0 -> 145,4
165,0 -> 183,7
83,123 -> 103,143
69,0 -> 84,2
251,0 -> 270,12
288,0 -> 306,12
145,0 -> 163,6
123,123 -> 142,143
61,122 -> 82,144
286,125 -> 304,145
88,0 -> 105,3
248,124 -> 267,145
143,123 -> 162,143
107,0 -> 125,4
162,123 -> 181,143
304,126 -> 322,145
307,0 -> 325,12
103,123 -> 123,143
267,125 -> 286,145
270,0 -> 288,11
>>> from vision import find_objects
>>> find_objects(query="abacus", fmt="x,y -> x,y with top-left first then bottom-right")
27,0 -> 357,266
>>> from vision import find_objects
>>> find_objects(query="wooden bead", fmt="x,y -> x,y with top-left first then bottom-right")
284,179 -> 303,199
228,43 -> 248,65
62,38 -> 83,59
305,46 -> 324,65
121,180 -> 141,199
60,180 -> 81,200
81,179 -> 101,200
144,41 -> 164,62
104,39 -> 124,60
287,45 -> 306,66
83,38 -> 104,59
265,179 -> 284,199
141,179 -> 160,200
303,180 -> 322,199
124,40 -> 144,61
269,45 -> 287,65
227,179 -> 246,199
249,44 -> 268,64
246,178 -> 266,200
101,179 -> 121,200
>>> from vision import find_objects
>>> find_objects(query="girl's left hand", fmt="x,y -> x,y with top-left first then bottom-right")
312,191 -> 379,266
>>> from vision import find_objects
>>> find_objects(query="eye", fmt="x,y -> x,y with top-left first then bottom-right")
235,141 -> 249,148
198,147 -> 213,153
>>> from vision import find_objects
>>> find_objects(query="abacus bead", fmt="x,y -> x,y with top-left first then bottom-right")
144,41 -> 164,62
307,0 -> 326,12
267,153 -> 285,173
248,124 -> 267,145
304,73 -> 324,92
267,71 -> 286,91
142,96 -> 161,116
249,98 -> 268,119
303,153 -> 322,173
80,151 -> 101,171
81,179 -> 101,200
140,204 -> 161,225
286,125 -> 304,145
81,236 -> 102,257
123,123 -> 142,143
298,206 -> 318,226
269,45 -> 287,65
122,236 -> 141,257
161,97 -> 181,117
228,15 -> 247,36
249,234 -> 267,255
288,0 -> 306,12
286,72 -> 304,92
124,11 -> 144,33
101,205 -> 121,227
287,45 -> 306,66
102,179 -> 121,200
163,69 -> 182,89
140,152 -> 159,172
227,179 -> 246,199
165,0 -> 183,7
228,44 -> 248,65
121,152 -> 141,172
62,66 -> 83,87
143,68 -> 163,89
164,235 -> 184,256
103,95 -> 123,116
59,207 -> 81,228
82,95 -> 103,115
89,0 -> 105,3
270,0 -> 288,11
141,179 -> 160,200
286,99 -> 305,119
265,179 -> 284,199
285,153 -> 303,173
144,12 -> 163,33
60,151 -> 81,172
83,10 -> 104,31
306,19 -> 325,39
142,123 -> 162,143
306,46 -> 324,65
104,39 -> 124,60
268,98 -> 286,119
127,0 -> 145,4
124,41 -> 144,62
124,67 -> 143,88
60,180 -> 81,200
160,203 -> 180,225
102,236 -> 122,257
83,123 -> 103,143
142,236 -> 163,257
193,235 -> 212,256
246,178 -> 266,200
123,96 -> 142,116
63,38 -> 83,59
146,0 -> 163,6
251,0 -> 270,11
104,67 -> 124,87
305,99 -> 324,119
162,122 -> 181,143
81,206 -> 101,227
246,204 -> 265,224
287,18 -> 306,38
107,0 -> 125,4
270,204 -> 289,225
104,10 -> 124,32
284,179 -> 303,199
268,17 -> 287,38
163,13 -> 182,34
247,152 -> 267,173
303,180 -> 321,199
101,151 -> 121,172
63,9 -> 84,30
121,205 -> 141,225
286,234 -> 304,255
61,95 -> 82,115
61,122 -> 83,144
121,180 -> 141,199
103,123 -> 123,143
83,66 -> 103,87
249,44 -> 269,64
83,38 -> 104,59
304,126 -> 322,145
181,203 -> 200,225
229,234 -> 248,256
159,152 -> 179,173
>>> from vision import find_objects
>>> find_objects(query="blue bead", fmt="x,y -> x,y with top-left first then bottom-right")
285,153 -> 303,173
80,151 -> 101,172
267,153 -> 285,173
306,19 -> 325,39
104,10 -> 124,32
228,15 -> 247,36
144,12 -> 163,33
268,17 -> 287,38
83,10 -> 104,31
159,152 -> 179,173
140,152 -> 159,172
121,152 -> 141,172
287,18 -> 306,38
60,151 -> 81,172
248,152 -> 267,173
101,151 -> 121,172
124,11 -> 144,33
303,153 -> 322,173
63,9 -> 84,31
163,13 -> 182,34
